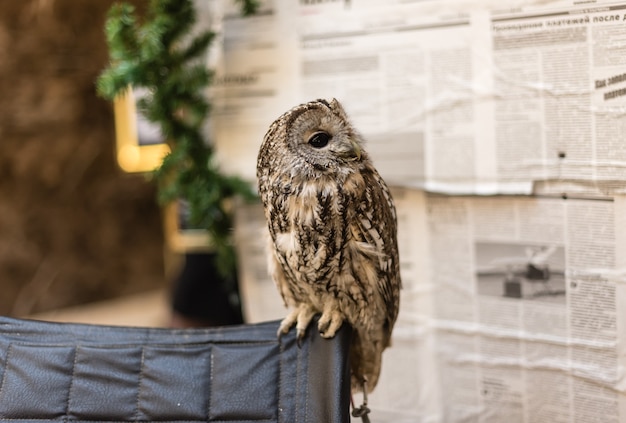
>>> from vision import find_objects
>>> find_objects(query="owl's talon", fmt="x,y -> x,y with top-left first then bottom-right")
279,304 -> 316,345
317,317 -> 330,333
296,328 -> 306,348
277,309 -> 300,338
295,304 -> 316,343
318,308 -> 344,338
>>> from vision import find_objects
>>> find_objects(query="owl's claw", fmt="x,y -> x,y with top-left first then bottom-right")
318,306 -> 344,338
277,308 -> 299,338
296,328 -> 306,348
278,304 -> 316,347
294,304 -> 316,347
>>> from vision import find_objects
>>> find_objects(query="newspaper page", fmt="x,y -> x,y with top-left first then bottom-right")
232,200 -> 286,323
359,188 -> 442,422
296,0 -> 626,195
211,0 -> 626,196
211,0 -> 299,182
490,3 -> 626,193
233,183 -> 626,423
426,193 -> 626,422
297,2 -> 477,191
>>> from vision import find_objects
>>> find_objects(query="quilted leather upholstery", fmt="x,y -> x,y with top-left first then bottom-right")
0,316 -> 351,423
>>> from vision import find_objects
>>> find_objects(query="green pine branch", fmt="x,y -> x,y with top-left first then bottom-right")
235,0 -> 260,16
97,0 -> 258,277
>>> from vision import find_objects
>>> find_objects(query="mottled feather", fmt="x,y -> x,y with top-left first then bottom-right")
256,98 -> 401,391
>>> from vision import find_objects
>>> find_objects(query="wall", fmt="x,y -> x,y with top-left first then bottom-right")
0,0 -> 166,316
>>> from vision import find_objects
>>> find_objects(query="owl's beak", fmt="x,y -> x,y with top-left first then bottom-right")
331,138 -> 361,161
350,139 -> 362,161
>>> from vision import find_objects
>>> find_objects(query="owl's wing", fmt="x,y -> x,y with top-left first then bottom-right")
267,241 -> 298,308
353,167 -> 401,331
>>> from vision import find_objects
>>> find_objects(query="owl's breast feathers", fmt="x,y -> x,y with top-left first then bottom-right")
260,161 -> 401,334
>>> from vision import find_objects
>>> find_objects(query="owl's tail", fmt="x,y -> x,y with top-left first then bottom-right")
349,329 -> 385,392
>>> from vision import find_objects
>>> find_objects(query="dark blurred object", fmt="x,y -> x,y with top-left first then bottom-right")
504,279 -> 523,298
170,252 -> 244,328
0,315 -> 351,423
0,0 -> 165,316
525,263 -> 550,281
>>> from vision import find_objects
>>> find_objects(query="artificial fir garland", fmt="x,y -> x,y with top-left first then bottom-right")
97,0 -> 258,277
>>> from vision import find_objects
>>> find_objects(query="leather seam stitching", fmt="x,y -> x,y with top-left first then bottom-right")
65,345 -> 79,420
0,343 -> 12,404
207,348 -> 214,421
277,339 -> 283,423
134,346 -> 146,421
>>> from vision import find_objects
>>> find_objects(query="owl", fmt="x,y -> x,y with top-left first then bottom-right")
256,98 -> 401,393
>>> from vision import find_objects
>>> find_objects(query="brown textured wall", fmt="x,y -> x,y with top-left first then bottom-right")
0,0 -> 166,316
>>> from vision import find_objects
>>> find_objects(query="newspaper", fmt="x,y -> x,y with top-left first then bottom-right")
489,4 -> 626,193
235,190 -> 626,422
211,0 -> 299,182
212,0 -> 626,196
424,193 -> 626,423
297,0 -> 626,195
215,0 -> 626,422
232,200 -> 286,323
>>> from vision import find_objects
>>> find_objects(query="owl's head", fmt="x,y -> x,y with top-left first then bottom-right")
278,98 -> 365,172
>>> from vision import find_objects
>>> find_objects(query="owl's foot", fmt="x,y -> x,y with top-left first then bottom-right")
317,303 -> 344,338
351,377 -> 371,423
277,303 -> 316,346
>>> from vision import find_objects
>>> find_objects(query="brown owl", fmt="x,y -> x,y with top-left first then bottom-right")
256,98 -> 401,393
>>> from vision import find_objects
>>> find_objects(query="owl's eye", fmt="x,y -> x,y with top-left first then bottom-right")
307,131 -> 331,148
